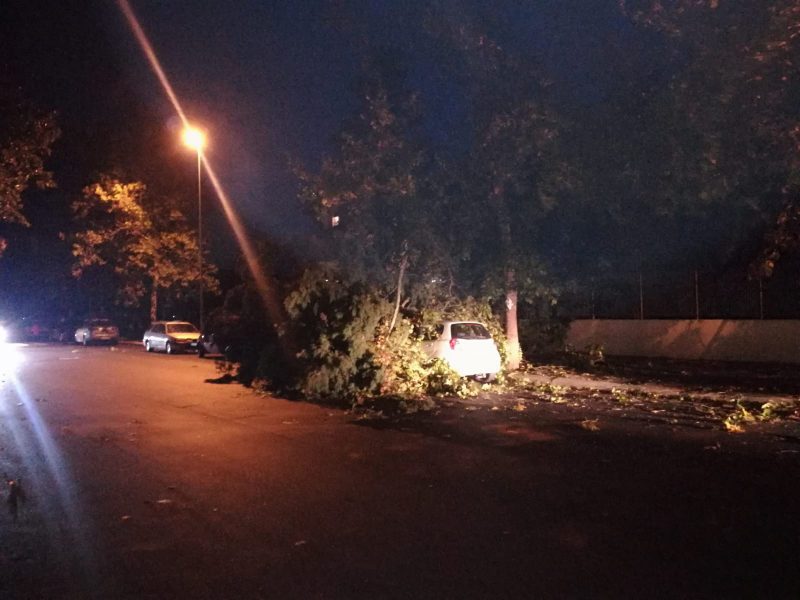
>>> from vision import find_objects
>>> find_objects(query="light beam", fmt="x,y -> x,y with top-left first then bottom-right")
116,0 -> 294,354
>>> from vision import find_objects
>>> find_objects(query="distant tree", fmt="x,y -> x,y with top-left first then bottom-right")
427,8 -> 577,367
618,0 -> 722,34
0,84 -> 60,256
297,58 -> 449,328
70,176 -> 218,320
621,0 -> 800,274
469,102 -> 576,366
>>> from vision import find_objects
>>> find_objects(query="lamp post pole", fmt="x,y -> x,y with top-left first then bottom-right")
196,147 -> 203,332
182,125 -> 207,332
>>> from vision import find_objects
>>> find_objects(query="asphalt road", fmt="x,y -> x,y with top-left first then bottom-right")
1,343 -> 799,599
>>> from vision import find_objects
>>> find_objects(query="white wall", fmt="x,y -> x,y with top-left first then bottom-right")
567,319 -> 800,364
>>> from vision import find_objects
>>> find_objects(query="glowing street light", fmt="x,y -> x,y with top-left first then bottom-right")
182,125 -> 206,332
182,126 -> 206,153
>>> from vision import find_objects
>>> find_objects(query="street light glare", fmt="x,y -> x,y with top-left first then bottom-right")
182,126 -> 206,151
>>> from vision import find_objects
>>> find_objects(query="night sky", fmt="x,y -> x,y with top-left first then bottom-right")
2,0 -> 647,235
1,0 -> 681,318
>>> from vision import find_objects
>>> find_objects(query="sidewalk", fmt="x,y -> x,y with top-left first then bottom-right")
511,365 -> 800,404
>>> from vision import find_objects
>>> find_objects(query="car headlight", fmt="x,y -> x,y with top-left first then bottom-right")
0,325 -> 6,343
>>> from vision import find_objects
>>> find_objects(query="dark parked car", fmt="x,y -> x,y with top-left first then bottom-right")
74,319 -> 120,345
196,310 -> 245,360
3,316 -> 52,342
50,319 -> 80,343
197,331 -> 242,360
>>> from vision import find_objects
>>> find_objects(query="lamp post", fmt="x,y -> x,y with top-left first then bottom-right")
182,125 -> 207,332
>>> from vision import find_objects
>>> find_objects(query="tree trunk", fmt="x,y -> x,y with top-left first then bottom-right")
149,284 -> 157,322
492,184 -> 522,371
504,268 -> 522,370
389,253 -> 408,332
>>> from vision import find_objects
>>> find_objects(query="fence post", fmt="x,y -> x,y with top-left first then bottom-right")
639,272 -> 644,320
694,270 -> 700,320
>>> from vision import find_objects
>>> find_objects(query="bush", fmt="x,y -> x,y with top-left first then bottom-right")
425,358 -> 476,398
518,317 -> 569,359
280,269 -> 386,401
254,267 -> 488,405
563,343 -> 605,371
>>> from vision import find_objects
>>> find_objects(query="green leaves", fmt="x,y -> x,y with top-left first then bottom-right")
0,88 -> 60,255
619,1 -> 800,273
297,72 -> 453,308
70,175 -> 218,317
280,267 -> 488,402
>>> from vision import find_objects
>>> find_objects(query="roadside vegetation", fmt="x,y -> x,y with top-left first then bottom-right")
500,359 -> 800,436
207,262 -> 507,411
0,84 -> 59,258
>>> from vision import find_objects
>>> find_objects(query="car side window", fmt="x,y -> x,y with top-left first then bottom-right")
153,324 -> 165,334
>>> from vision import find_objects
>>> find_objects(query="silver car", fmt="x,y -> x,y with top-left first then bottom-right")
142,321 -> 201,354
74,319 -> 119,345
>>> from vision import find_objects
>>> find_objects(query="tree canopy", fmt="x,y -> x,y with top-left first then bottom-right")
70,176 -> 218,320
618,1 -> 800,278
0,83 -> 59,256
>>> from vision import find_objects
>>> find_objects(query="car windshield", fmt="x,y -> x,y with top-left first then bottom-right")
167,323 -> 198,333
90,319 -> 114,327
450,323 -> 491,340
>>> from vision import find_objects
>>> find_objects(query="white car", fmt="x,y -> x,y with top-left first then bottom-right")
142,321 -> 200,354
74,319 -> 119,345
423,321 -> 502,382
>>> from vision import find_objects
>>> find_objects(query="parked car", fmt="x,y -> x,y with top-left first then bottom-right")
197,330 -> 244,360
422,321 -> 502,382
12,316 -> 53,342
196,310 -> 245,360
51,318 -> 81,343
197,332 -> 225,358
142,321 -> 201,354
74,318 -> 120,345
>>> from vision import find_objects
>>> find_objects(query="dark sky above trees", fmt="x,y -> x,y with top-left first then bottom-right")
1,0 -> 652,241
3,0 -> 799,318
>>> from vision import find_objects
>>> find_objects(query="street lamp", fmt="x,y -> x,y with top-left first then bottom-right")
182,125 -> 207,332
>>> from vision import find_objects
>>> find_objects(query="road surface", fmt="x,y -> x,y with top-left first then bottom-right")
1,343 -> 798,598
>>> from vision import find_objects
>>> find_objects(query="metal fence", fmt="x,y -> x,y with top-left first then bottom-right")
558,268 -> 800,320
